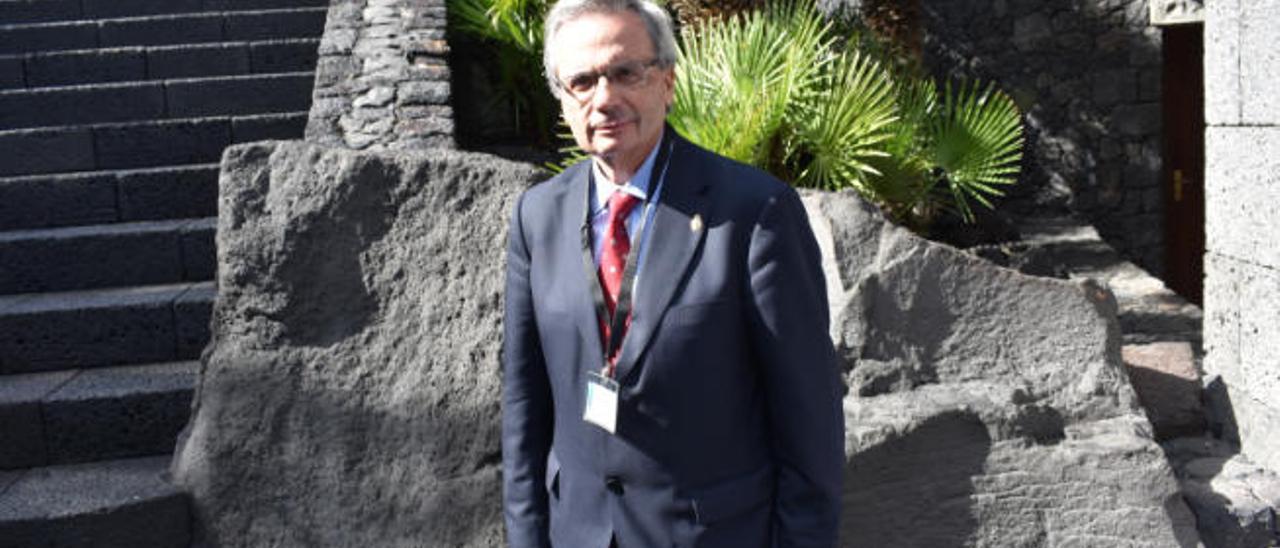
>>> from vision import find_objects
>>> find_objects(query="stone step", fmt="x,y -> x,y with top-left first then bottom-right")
0,0 -> 327,25
0,110 -> 306,179
0,281 -> 214,375
0,6 -> 328,54
0,0 -> 80,25
0,71 -> 314,131
0,217 -> 215,295
0,163 -> 218,231
0,455 -> 189,548
0,38 -> 320,90
0,361 -> 197,469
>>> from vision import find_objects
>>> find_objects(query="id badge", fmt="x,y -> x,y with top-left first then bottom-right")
583,371 -> 619,434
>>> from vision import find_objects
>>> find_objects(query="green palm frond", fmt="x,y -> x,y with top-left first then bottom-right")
448,0 -> 502,40
927,81 -> 1024,221
546,119 -> 590,173
856,74 -> 932,224
862,152 -> 931,223
486,0 -> 544,52
787,49 -> 898,191
670,0 -> 831,166
884,73 -> 934,157
449,0 -> 545,51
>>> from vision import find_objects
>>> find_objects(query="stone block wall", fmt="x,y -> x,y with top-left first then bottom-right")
920,0 -> 1165,274
306,0 -> 454,150
1203,0 -> 1280,472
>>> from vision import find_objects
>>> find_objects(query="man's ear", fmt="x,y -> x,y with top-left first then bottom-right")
662,67 -> 676,109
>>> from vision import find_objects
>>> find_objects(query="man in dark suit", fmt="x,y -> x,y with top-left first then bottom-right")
501,1 -> 845,546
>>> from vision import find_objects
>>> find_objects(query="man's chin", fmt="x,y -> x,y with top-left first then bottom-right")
587,138 -> 629,160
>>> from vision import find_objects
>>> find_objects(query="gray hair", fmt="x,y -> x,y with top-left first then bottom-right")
542,0 -> 678,96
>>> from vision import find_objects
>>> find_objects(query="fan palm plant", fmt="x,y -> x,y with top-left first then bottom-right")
926,80 -> 1025,223
669,0 -> 831,169
669,0 -> 1023,229
452,0 -> 1024,231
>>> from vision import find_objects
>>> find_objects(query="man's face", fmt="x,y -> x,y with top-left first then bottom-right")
548,10 -> 675,176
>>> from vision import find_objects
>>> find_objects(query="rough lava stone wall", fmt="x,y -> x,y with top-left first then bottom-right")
306,0 -> 454,150
172,140 -> 1200,546
172,141 -> 540,547
1203,0 -> 1280,473
918,0 -> 1165,274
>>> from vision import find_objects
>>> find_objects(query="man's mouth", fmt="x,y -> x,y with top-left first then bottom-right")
591,119 -> 632,132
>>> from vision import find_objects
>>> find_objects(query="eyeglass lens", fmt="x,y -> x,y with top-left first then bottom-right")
563,60 -> 654,98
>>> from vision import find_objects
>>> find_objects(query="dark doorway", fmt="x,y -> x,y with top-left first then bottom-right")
1162,23 -> 1205,306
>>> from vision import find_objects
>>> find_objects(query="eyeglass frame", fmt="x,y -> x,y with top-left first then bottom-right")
553,58 -> 667,103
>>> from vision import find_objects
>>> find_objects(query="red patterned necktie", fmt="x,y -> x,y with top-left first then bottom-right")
599,191 -> 642,363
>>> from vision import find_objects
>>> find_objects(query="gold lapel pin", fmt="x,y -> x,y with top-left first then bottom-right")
690,214 -> 703,233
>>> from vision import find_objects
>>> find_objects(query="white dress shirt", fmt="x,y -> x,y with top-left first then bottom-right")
589,141 -> 663,266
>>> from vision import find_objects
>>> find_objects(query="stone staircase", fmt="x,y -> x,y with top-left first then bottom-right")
0,0 -> 326,545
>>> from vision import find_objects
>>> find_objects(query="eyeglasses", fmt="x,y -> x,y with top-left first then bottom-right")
555,58 -> 663,102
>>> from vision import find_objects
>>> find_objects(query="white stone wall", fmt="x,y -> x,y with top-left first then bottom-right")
1203,0 -> 1280,471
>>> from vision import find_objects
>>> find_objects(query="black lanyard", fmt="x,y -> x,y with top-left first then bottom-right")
579,136 -> 673,376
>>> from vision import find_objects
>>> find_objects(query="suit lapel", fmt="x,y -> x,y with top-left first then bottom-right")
614,136 -> 709,382
561,162 -> 608,363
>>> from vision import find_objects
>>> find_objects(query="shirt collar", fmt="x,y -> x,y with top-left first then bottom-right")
591,138 -> 662,213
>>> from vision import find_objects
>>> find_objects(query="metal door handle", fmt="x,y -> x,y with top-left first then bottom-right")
1174,169 -> 1184,202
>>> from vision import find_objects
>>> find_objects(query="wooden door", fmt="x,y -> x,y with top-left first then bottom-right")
1162,23 -> 1205,305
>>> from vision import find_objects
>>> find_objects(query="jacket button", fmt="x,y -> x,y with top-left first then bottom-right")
605,475 -> 624,495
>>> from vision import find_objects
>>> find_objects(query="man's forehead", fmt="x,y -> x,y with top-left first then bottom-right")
550,10 -> 655,66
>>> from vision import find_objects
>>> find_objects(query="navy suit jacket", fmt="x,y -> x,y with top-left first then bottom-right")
502,130 -> 844,548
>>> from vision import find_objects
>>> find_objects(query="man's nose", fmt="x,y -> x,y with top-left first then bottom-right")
589,75 -> 623,107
